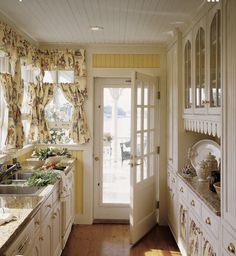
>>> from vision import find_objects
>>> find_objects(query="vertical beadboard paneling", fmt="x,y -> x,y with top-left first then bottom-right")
224,0 -> 236,229
92,54 -> 160,68
70,150 -> 83,215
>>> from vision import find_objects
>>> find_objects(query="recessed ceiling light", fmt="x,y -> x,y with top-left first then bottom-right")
170,21 -> 184,25
90,26 -> 104,31
19,0 -> 23,2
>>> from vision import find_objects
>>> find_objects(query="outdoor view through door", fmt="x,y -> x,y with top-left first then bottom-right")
103,87 -> 131,204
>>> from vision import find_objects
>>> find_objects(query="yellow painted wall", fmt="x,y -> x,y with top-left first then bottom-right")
70,150 -> 83,215
93,54 -> 160,68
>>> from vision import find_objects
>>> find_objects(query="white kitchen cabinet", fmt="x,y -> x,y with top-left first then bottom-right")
61,167 -> 75,248
188,215 -> 202,256
222,0 -> 236,232
4,218 -> 35,256
52,201 -> 62,256
167,42 -> 178,171
32,229 -> 41,256
167,171 -> 178,239
40,207 -> 53,256
179,200 -> 188,254
183,3 -> 222,137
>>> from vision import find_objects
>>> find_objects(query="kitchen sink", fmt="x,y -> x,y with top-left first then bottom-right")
0,179 -> 27,185
11,172 -> 33,180
0,184 -> 42,195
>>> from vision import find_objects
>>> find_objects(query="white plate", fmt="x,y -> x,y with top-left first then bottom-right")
188,139 -> 221,170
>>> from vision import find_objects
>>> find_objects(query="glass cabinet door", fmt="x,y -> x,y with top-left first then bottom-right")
210,10 -> 221,108
184,40 -> 192,110
195,27 -> 205,109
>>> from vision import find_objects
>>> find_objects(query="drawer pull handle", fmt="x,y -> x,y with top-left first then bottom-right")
180,187 -> 184,193
191,200 -> 195,207
35,220 -> 40,225
228,243 -> 235,254
205,217 -> 211,225
46,204 -> 52,208
52,213 -> 57,219
39,236 -> 44,241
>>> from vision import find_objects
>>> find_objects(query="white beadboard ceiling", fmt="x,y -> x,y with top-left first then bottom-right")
0,0 -> 205,44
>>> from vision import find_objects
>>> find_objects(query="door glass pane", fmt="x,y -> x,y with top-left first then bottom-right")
143,156 -> 148,180
102,87 -> 131,204
149,108 -> 154,130
144,108 -> 148,130
149,84 -> 154,106
144,86 -> 148,106
137,107 -> 141,131
137,82 -> 142,105
136,133 -> 142,157
144,132 -> 148,155
149,131 -> 154,154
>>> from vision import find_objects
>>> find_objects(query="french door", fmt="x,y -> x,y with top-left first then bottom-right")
130,72 -> 158,244
93,74 -> 158,243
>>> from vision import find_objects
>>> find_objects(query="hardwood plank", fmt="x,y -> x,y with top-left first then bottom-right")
62,224 -> 180,256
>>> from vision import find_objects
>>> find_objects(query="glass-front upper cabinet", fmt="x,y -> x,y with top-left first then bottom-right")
209,8 -> 221,113
195,27 -> 206,110
184,33 -> 193,114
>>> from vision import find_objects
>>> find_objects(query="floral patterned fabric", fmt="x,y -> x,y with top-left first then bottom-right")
60,83 -> 90,144
28,80 -> 54,143
0,21 -> 90,146
0,60 -> 24,148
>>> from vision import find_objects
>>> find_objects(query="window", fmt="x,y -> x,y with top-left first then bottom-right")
44,70 -> 74,144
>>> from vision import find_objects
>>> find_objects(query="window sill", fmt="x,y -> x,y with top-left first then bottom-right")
0,144 -> 35,163
36,143 -> 89,151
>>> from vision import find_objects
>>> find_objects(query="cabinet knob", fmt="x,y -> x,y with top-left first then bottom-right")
35,220 -> 40,225
52,213 -> 57,219
39,236 -> 44,241
205,217 -> 211,225
191,200 -> 195,207
46,204 -> 52,208
180,187 -> 184,193
94,156 -> 99,161
228,243 -> 235,254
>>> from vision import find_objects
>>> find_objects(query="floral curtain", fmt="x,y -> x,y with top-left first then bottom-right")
28,79 -> 54,143
0,59 -> 24,148
60,83 -> 90,144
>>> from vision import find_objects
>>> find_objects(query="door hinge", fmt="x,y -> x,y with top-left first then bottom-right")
157,91 -> 160,100
156,201 -> 160,209
157,146 -> 160,154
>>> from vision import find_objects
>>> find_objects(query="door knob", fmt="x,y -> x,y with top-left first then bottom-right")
94,157 -> 99,161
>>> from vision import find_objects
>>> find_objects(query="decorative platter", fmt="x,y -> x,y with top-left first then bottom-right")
188,139 -> 221,170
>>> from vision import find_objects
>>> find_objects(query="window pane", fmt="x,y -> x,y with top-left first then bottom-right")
47,128 -> 72,144
45,88 -> 73,122
58,71 -> 74,83
43,71 -> 57,83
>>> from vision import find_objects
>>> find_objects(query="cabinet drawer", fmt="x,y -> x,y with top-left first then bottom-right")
52,182 -> 60,205
178,179 -> 188,201
201,205 -> 219,238
33,209 -> 41,232
223,227 -> 236,256
41,193 -> 53,219
188,191 -> 201,218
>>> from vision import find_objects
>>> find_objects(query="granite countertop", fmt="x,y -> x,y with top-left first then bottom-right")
0,196 -> 44,253
177,172 -> 221,216
0,157 -> 75,254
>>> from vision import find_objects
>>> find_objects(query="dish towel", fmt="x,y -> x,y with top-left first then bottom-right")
52,170 -> 69,201
0,208 -> 17,226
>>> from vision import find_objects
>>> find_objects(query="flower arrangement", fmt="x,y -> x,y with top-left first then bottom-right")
103,132 -> 112,142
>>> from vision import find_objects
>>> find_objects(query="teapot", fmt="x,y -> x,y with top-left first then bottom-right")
205,152 -> 218,172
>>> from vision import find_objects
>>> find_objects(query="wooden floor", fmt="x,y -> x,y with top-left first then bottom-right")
61,224 -> 180,256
